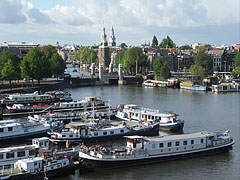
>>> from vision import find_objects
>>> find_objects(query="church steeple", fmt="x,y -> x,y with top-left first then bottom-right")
108,26 -> 116,47
100,23 -> 108,47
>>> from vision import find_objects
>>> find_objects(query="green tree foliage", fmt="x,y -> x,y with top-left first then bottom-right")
40,45 -> 57,59
234,52 -> 240,67
178,45 -> 192,50
75,47 -> 97,64
152,35 -> 158,48
120,43 -> 128,49
20,48 -> 51,85
123,47 -> 147,74
0,50 -> 21,79
1,59 -> 19,84
159,36 -> 176,48
232,66 -> 240,79
115,49 -> 127,68
49,53 -> 65,80
153,56 -> 170,79
190,64 -> 205,78
193,46 -> 212,74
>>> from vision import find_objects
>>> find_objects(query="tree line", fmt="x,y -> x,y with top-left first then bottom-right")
0,45 -> 65,85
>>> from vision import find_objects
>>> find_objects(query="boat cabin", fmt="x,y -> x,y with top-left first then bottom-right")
59,100 -> 90,108
126,136 -> 144,151
0,120 -> 22,135
15,157 -> 43,173
32,137 -> 50,150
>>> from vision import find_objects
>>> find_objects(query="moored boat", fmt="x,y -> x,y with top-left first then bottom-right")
79,130 -> 234,170
1,90 -> 72,106
48,121 -> 159,144
116,104 -> 184,131
212,81 -> 240,92
180,81 -> 206,91
0,119 -> 63,144
143,80 -> 157,87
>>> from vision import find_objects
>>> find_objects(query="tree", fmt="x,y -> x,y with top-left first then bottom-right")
190,64 -> 205,78
20,48 -> 51,85
49,53 -> 65,80
178,45 -> 192,50
0,50 -> 21,80
232,66 -> 240,79
193,46 -> 212,74
40,45 -> 57,59
120,43 -> 128,49
75,47 -> 97,64
159,36 -> 176,48
153,56 -> 170,79
234,52 -> 240,67
152,36 -> 158,48
115,49 -> 127,68
1,59 -> 19,85
123,47 -> 147,74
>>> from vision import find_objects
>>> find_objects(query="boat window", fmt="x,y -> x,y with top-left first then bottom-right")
0,154 -> 3,159
0,128 -> 3,133
17,151 -> 25,157
175,141 -> 180,146
8,127 -> 13,131
29,150 -> 35,156
152,144 -> 156,149
62,135 -> 66,138
159,143 -> 164,148
120,129 -> 124,133
191,140 -> 194,145
201,139 -> 204,143
103,132 -> 107,135
69,135 -> 73,137
94,132 -> 98,136
6,152 -> 14,159
183,141 -> 187,145
110,131 -> 114,135
168,142 -> 172,147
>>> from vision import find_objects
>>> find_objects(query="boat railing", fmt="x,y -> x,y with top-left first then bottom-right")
139,107 -> 160,113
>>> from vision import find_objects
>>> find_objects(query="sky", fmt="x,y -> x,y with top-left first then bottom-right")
0,0 -> 239,47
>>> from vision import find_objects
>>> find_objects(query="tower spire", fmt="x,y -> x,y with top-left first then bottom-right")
100,22 -> 107,46
108,26 -> 116,47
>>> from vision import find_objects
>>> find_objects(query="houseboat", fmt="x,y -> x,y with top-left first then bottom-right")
6,96 -> 108,113
0,119 -> 63,144
0,137 -> 49,169
180,81 -> 206,91
115,104 -> 184,131
0,156 -> 72,180
48,121 -> 159,144
79,130 -> 234,170
1,90 -> 72,105
28,111 -> 84,125
212,82 -> 240,92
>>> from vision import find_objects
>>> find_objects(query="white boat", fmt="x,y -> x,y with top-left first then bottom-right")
143,80 -> 157,87
212,82 -> 240,92
1,90 -> 72,105
116,104 -> 184,131
0,156 -> 71,180
0,119 -> 63,144
180,81 -> 206,91
6,96 -> 108,113
0,137 -> 49,169
48,121 -> 159,144
79,130 -> 235,170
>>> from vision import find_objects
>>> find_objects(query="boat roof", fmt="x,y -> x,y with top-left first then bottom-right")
124,135 -> 144,139
145,132 -> 208,142
0,145 -> 35,153
18,157 -> 43,163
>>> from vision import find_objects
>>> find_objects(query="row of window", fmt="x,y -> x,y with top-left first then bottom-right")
0,150 -> 35,159
0,127 -> 13,133
153,139 -> 204,149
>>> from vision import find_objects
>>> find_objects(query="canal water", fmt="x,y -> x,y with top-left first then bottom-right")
56,84 -> 240,180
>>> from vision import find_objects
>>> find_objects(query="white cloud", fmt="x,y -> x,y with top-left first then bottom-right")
44,5 -> 92,26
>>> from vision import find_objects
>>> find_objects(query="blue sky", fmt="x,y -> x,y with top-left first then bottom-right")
0,0 -> 239,46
